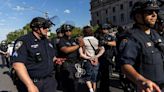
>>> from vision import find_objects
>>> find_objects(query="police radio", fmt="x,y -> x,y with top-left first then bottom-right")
35,52 -> 42,63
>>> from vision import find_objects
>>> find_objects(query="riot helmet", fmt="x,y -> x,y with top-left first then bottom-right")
56,28 -> 62,33
1,40 -> 6,45
30,17 -> 52,31
60,24 -> 74,33
101,23 -> 112,30
130,0 -> 160,19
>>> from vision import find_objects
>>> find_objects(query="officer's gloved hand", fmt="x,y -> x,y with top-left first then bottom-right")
76,36 -> 84,47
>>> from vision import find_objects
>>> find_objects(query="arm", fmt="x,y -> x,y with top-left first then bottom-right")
106,40 -> 116,46
60,37 -> 84,54
122,64 -> 161,92
13,62 -> 39,92
119,39 -> 161,92
0,49 -> 6,55
79,47 -> 91,59
60,45 -> 79,54
95,46 -> 105,58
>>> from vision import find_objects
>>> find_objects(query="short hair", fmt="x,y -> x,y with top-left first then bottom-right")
82,26 -> 94,37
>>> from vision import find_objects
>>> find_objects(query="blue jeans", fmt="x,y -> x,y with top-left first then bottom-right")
83,60 -> 99,82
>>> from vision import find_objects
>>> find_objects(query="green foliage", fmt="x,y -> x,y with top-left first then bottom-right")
92,24 -> 99,32
5,23 -> 99,44
71,27 -> 82,38
6,23 -> 32,43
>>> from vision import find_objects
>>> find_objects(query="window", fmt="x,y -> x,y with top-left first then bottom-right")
106,18 -> 108,23
121,13 -> 124,22
106,9 -> 108,14
96,12 -> 99,16
120,4 -> 123,10
129,1 -> 133,7
113,16 -> 116,22
97,20 -> 100,24
113,7 -> 115,13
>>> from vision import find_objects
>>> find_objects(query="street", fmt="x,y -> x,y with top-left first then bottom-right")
0,55 -> 17,92
0,55 -> 124,92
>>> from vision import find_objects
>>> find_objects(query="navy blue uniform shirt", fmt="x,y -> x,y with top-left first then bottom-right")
12,32 -> 56,78
58,37 -> 79,60
119,28 -> 164,84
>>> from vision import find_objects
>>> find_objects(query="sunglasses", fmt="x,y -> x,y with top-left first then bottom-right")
65,30 -> 72,32
102,28 -> 109,30
145,10 -> 158,15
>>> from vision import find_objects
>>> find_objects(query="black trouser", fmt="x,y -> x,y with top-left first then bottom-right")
60,61 -> 79,92
16,75 -> 57,92
99,57 -> 112,92
55,64 -> 63,91
1,55 -> 10,68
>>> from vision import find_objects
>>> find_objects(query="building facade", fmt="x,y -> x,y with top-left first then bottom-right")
90,0 -> 139,28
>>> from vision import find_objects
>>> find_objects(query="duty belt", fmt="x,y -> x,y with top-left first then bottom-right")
31,74 -> 53,83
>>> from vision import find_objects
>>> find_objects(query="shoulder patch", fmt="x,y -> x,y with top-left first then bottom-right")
14,41 -> 23,50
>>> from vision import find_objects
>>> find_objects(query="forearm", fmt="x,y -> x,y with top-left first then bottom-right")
121,64 -> 147,84
0,50 -> 5,55
107,41 -> 116,46
60,45 -> 79,54
12,62 -> 35,88
95,47 -> 105,58
79,47 -> 91,59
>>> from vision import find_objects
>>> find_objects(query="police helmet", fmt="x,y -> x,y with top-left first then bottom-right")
56,28 -> 62,33
30,17 -> 52,30
130,0 -> 160,19
60,24 -> 74,33
1,40 -> 6,45
101,23 -> 112,30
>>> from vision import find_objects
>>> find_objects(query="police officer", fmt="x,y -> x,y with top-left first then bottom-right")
119,0 -> 164,92
12,17 -> 58,92
156,10 -> 164,39
0,40 -> 9,68
97,23 -> 116,92
51,28 -> 64,91
57,24 -> 84,92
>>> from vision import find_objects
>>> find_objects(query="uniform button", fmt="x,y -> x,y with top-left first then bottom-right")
151,51 -> 154,53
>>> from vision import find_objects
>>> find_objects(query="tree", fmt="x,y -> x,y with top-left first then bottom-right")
6,23 -> 32,43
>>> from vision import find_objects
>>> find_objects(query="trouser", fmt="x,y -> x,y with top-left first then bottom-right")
1,55 -> 10,68
55,64 -> 63,91
16,75 -> 57,92
99,57 -> 112,92
60,61 -> 79,92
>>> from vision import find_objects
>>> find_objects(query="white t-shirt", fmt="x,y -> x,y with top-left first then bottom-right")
83,36 -> 99,57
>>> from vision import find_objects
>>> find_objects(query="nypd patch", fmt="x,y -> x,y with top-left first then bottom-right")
14,41 -> 23,50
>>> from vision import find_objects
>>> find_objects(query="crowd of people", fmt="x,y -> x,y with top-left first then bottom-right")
0,0 -> 164,92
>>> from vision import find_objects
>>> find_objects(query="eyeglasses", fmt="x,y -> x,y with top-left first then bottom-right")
145,10 -> 158,15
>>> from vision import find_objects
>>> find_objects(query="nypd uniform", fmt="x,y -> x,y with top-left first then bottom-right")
58,37 -> 80,92
119,26 -> 164,90
12,32 -> 57,92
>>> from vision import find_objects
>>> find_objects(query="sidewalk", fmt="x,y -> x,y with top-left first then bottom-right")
0,55 -> 17,92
